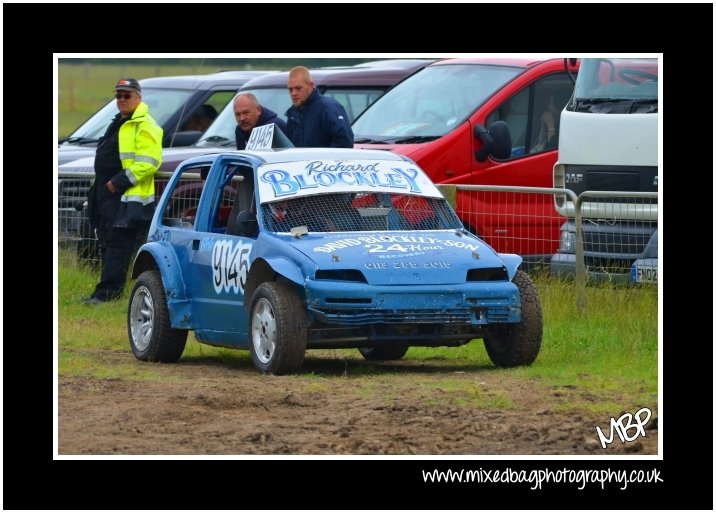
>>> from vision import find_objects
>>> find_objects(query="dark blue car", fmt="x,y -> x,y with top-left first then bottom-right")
128,146 -> 542,374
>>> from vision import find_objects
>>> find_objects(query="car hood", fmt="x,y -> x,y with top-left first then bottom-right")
279,230 -> 506,285
57,146 -> 223,174
354,142 -> 423,157
154,147 -> 225,172
57,154 -> 96,173
57,146 -> 98,166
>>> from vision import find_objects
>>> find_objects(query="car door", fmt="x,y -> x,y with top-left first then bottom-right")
183,157 -> 256,346
471,72 -> 576,259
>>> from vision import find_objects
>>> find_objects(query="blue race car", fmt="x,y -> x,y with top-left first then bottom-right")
128,146 -> 542,374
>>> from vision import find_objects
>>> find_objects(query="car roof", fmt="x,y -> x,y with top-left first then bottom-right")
352,58 -> 437,69
185,147 -> 410,166
239,61 -> 431,90
429,57 -> 559,68
139,70 -> 274,90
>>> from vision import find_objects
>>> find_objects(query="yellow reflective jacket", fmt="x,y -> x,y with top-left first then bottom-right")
118,101 -> 163,206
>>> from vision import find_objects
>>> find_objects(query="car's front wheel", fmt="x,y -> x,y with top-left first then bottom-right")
483,270 -> 542,367
128,270 -> 188,362
249,282 -> 307,374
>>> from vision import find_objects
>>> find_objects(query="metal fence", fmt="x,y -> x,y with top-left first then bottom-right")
57,172 -> 658,309
58,170 -> 190,268
438,185 -> 658,309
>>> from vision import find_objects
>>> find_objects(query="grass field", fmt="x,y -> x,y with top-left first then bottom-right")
57,248 -> 658,413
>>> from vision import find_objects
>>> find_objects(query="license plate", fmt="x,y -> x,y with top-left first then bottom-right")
631,264 -> 657,283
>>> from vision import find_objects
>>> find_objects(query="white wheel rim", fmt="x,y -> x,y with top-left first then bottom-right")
252,298 -> 277,364
130,286 -> 154,352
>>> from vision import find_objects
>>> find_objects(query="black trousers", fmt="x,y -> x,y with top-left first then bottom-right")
91,216 -> 139,300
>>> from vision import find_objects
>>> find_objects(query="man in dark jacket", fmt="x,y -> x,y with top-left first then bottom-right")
285,66 -> 354,148
234,92 -> 288,150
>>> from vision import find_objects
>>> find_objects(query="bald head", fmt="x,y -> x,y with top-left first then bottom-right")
234,93 -> 262,133
287,66 -> 315,108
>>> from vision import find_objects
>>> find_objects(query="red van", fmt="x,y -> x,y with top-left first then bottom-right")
352,58 -> 579,265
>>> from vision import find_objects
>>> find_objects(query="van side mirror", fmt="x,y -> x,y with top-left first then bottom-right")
474,121 -> 512,162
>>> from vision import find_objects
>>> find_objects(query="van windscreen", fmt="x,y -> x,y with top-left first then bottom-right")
352,64 -> 522,142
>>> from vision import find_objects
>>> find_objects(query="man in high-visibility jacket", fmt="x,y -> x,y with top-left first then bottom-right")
82,78 -> 163,304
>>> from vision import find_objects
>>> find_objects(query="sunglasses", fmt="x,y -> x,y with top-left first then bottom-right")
114,93 -> 134,100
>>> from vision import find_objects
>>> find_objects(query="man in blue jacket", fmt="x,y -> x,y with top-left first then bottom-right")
234,92 -> 288,150
285,66 -> 354,148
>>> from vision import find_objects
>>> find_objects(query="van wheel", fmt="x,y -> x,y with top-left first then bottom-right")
128,270 -> 188,362
358,346 -> 409,361
483,271 -> 542,367
249,282 -> 307,375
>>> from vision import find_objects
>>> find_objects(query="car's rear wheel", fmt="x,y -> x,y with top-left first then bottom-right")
128,270 -> 188,362
249,282 -> 307,375
483,270 -> 542,367
358,346 -> 409,361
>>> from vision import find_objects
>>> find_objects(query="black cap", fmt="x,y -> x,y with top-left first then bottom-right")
114,78 -> 141,93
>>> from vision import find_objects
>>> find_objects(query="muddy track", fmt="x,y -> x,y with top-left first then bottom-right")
58,349 -> 657,456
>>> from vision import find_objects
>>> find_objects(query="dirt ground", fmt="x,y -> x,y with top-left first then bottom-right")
58,350 -> 657,456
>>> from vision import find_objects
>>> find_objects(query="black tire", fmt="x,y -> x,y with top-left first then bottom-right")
358,346 -> 409,361
128,270 -> 187,362
483,270 -> 542,367
249,282 -> 307,375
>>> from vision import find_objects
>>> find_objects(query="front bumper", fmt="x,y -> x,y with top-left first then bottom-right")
305,280 -> 521,326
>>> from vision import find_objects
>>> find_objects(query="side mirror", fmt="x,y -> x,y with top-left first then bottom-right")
237,210 -> 258,237
474,121 -> 512,162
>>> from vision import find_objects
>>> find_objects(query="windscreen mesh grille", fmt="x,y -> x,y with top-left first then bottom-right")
260,192 -> 462,233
